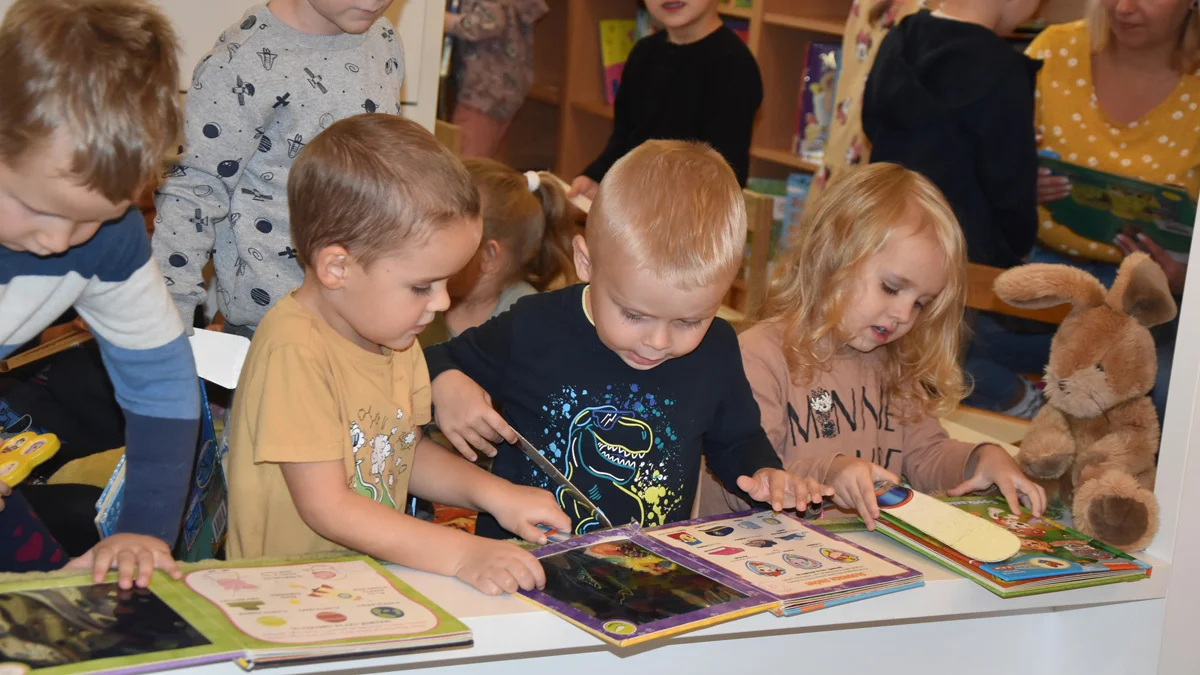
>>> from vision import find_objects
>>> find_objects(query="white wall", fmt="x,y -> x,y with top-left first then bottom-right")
0,0 -> 441,130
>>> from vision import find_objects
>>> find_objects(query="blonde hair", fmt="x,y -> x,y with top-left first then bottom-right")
589,140 -> 745,287
1087,0 -> 1200,72
766,163 -> 968,420
0,0 -> 181,203
289,114 -> 480,268
464,159 -> 578,291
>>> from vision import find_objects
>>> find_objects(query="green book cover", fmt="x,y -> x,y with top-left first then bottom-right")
0,555 -> 471,675
1039,154 -> 1195,259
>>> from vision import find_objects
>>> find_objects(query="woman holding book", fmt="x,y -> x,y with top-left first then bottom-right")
967,0 -> 1200,421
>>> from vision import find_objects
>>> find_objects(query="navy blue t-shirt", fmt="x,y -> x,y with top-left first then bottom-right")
424,284 -> 782,539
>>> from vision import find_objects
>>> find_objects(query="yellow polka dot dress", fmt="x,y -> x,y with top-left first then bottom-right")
1027,21 -> 1200,263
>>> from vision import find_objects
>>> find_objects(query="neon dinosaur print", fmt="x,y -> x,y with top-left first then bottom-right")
561,405 -> 653,533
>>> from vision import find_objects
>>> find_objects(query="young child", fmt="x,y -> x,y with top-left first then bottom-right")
697,164 -> 1046,528
427,140 -> 832,539
445,0 -> 550,158
152,0 -> 405,336
419,159 -> 575,347
861,0 -> 1042,269
568,0 -> 762,200
0,0 -> 199,586
226,114 -> 569,596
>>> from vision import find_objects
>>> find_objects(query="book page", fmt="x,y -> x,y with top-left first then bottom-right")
648,511 -> 911,598
184,560 -> 439,644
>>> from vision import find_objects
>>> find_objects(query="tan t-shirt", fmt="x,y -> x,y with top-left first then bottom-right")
698,321 -> 976,516
226,293 -> 432,559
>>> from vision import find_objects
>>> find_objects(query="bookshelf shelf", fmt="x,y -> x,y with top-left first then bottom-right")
571,99 -> 615,120
750,146 -> 820,172
527,83 -> 561,106
762,12 -> 844,35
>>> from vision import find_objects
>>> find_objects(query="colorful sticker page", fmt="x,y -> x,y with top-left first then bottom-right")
184,560 -> 440,645
647,510 -> 917,600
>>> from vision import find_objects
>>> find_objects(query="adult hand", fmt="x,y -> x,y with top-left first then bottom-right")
1114,232 -> 1187,296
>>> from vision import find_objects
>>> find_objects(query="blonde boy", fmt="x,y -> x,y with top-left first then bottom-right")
0,0 -> 198,587
427,140 -> 832,539
226,114 -> 568,596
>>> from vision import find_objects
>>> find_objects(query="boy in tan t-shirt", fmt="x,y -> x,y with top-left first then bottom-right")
227,114 -> 570,596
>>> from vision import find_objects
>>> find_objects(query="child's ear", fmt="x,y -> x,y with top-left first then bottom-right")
572,234 -> 592,283
479,239 -> 503,274
311,245 -> 352,290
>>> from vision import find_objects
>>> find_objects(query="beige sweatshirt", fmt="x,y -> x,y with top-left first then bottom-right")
698,320 -> 978,516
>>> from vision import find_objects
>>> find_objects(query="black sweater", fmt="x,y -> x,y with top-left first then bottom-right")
583,26 -> 763,186
862,10 -> 1042,269
424,285 -> 782,539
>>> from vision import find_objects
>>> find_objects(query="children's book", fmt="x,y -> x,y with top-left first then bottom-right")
518,510 -> 923,646
794,43 -> 842,160
1039,152 -> 1196,263
598,19 -> 637,105
873,495 -> 1152,598
0,556 -> 472,674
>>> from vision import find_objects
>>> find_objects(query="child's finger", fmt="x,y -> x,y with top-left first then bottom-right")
858,474 -> 880,520
482,409 -> 519,445
998,481 -> 1023,517
461,429 -> 497,457
472,577 -> 502,597
446,434 -> 479,462
507,555 -> 539,591
769,474 -> 786,512
490,568 -> 519,595
0,481 -> 10,496
93,549 -> 116,584
158,552 -> 183,580
115,550 -> 138,589
135,549 -> 156,588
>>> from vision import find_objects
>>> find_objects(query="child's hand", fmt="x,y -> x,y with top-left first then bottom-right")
431,370 -> 517,461
487,484 -> 572,545
736,468 -> 833,513
453,538 -> 546,596
1037,167 -> 1071,203
824,456 -> 900,530
950,444 -> 1047,518
568,176 -> 599,201
64,533 -> 181,590
0,480 -> 9,511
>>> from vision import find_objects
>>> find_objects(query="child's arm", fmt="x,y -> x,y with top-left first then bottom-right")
970,65 -> 1040,262
279,437 -> 569,596
444,0 -> 508,41
698,53 -> 763,186
578,38 -> 649,188
903,416 -> 1046,516
425,310 -> 518,460
151,48 -> 263,328
75,210 -> 201,544
705,324 -> 831,511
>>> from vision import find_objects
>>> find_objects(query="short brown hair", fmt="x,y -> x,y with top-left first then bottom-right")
589,140 -> 745,287
289,114 -> 480,268
0,0 -> 182,203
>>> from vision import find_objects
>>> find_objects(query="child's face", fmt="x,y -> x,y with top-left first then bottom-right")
575,236 -> 727,371
839,224 -> 948,354
300,0 -> 394,35
644,0 -> 720,40
333,218 -> 481,352
0,132 -> 131,256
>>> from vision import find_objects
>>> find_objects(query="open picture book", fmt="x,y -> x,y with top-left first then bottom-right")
873,494 -> 1152,598
0,556 -> 471,674
517,509 -> 923,647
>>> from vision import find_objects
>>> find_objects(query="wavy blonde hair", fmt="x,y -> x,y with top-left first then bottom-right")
1087,0 -> 1200,73
765,163 -> 968,421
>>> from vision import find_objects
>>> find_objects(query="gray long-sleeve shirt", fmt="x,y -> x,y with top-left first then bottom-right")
152,4 -> 404,330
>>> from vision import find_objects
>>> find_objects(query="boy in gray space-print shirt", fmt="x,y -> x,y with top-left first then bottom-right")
152,3 -> 404,335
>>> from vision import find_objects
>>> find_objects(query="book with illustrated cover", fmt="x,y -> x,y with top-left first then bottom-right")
873,494 -> 1151,598
517,510 -> 922,646
598,19 -> 638,105
1039,151 -> 1196,262
0,556 -> 472,674
794,43 -> 842,160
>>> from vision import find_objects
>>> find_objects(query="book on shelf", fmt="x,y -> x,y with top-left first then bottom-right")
1039,151 -> 1195,262
873,493 -> 1152,598
598,19 -> 638,106
794,43 -> 842,161
517,509 -> 923,647
722,17 -> 749,44
0,556 -> 472,674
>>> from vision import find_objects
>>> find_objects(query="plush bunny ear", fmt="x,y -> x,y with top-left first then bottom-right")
1106,252 -> 1178,328
993,263 -> 1106,311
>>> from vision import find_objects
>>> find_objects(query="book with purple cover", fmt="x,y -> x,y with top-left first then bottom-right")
518,510 -> 923,646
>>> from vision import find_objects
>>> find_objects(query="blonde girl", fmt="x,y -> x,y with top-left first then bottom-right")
698,163 -> 1044,527
420,159 -> 577,346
